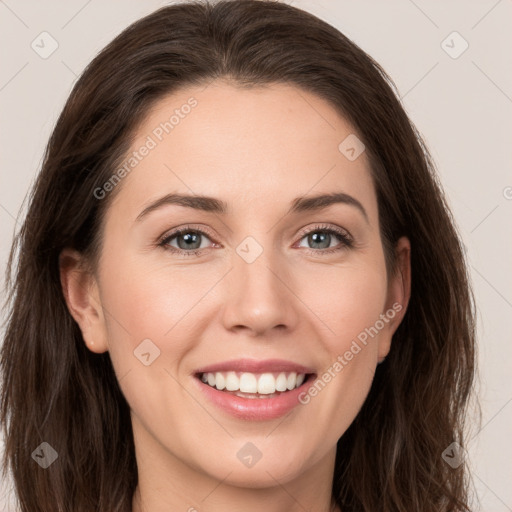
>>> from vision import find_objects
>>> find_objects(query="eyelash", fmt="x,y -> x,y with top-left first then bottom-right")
157,223 -> 354,257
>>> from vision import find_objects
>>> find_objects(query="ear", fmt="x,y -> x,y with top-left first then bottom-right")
378,236 -> 411,362
59,248 -> 109,354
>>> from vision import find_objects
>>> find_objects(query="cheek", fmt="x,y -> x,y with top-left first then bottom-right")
97,249 -> 232,383
100,251 -> 204,338
299,259 -> 388,350
297,273 -> 388,442
94,254 -> 178,385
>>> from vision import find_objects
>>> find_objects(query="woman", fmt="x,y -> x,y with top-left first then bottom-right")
1,0 -> 478,510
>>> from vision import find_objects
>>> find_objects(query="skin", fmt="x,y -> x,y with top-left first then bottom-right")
60,81 -> 411,512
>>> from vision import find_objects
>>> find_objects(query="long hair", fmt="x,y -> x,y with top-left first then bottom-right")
1,1 -> 479,510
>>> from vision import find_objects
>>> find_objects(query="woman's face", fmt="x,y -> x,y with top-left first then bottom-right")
63,81 -> 409,489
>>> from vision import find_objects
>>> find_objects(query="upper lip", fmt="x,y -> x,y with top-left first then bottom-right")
194,358 -> 316,375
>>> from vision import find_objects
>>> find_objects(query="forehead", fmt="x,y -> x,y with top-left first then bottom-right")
107,81 -> 377,222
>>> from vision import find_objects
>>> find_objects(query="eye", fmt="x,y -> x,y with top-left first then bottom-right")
296,224 -> 353,254
157,223 -> 354,257
158,226 -> 216,257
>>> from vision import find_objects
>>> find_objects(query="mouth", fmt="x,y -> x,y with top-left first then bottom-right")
192,359 -> 317,420
195,370 -> 316,399
192,359 -> 317,421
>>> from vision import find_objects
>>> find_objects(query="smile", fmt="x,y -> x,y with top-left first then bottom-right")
193,359 -> 317,420
198,371 -> 307,397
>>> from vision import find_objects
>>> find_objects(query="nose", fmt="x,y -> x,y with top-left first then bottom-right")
220,246 -> 300,337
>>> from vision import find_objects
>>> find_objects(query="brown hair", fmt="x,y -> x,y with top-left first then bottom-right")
1,0 -> 479,510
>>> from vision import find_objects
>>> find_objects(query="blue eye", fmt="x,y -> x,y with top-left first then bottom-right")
158,223 -> 353,257
296,224 -> 353,254
158,227 -> 214,257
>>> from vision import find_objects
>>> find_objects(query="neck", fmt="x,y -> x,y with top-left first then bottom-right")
132,488 -> 341,512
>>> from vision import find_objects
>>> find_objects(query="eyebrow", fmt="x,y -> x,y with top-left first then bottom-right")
135,192 -> 369,223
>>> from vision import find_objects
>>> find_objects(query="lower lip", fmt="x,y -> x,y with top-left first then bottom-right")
194,375 -> 315,421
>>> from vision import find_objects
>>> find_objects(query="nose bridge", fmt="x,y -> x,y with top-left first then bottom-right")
221,235 -> 299,335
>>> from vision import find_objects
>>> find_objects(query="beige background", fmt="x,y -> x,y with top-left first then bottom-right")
1,0 -> 511,510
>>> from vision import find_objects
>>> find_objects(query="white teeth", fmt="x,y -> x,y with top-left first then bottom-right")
286,373 -> 297,390
275,373 -> 288,392
200,371 -> 308,394
239,373 -> 258,393
225,371 -> 239,391
257,373 -> 276,394
215,372 -> 225,390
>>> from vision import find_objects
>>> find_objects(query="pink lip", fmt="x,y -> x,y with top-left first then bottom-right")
193,358 -> 316,375
194,374 -> 315,421
192,358 -> 317,421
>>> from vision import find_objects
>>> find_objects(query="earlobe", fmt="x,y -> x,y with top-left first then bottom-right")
59,248 -> 109,354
